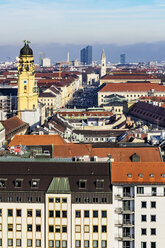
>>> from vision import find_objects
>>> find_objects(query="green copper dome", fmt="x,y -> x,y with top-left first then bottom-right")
20,41 -> 33,56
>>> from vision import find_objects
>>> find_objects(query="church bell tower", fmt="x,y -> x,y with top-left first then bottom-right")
100,49 -> 106,77
17,41 -> 38,119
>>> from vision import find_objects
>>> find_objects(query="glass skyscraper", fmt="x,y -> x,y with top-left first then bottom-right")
80,45 -> 92,65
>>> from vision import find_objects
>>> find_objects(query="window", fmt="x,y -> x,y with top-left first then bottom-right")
84,225 -> 90,233
141,215 -> 147,222
62,211 -> 67,218
75,225 -> 81,233
141,201 -> 147,208
0,179 -> 7,188
0,209 -> 2,216
84,197 -> 89,203
27,239 -> 32,247
0,239 -> 2,246
93,240 -> 98,248
49,240 -> 54,248
49,198 -> 54,203
84,240 -> 89,248
8,209 -> 13,217
56,211 -> 60,218
102,210 -> 107,218
16,239 -> 21,247
49,225 -> 54,232
49,210 -> 54,218
151,228 -> 156,235
84,210 -> 89,218
137,187 -> 144,194
93,225 -> 98,232
27,210 -> 32,217
151,201 -> 156,208
93,210 -> 98,218
27,224 -> 32,232
55,241 -> 60,248
150,174 -> 154,178
75,240 -> 81,247
151,242 -> 156,248
76,210 -> 81,218
79,179 -> 87,189
102,197 -> 107,203
62,226 -> 67,233
55,226 -> 60,233
102,225 -> 107,232
31,179 -> 40,188
16,196 -> 21,202
8,239 -> 13,246
141,228 -> 147,235
28,197 -> 32,202
8,224 -> 13,231
0,224 -> 1,231
16,224 -> 21,232
36,240 -> 41,247
36,225 -> 41,232
151,215 -> 156,222
152,187 -> 157,196
127,173 -> 132,178
138,174 -> 143,178
76,197 -> 81,203
15,179 -> 23,188
8,196 -> 13,202
36,196 -> 41,202
96,179 -> 104,189
141,242 -> 147,248
62,241 -> 67,248
161,174 -> 165,178
102,241 -> 107,248
16,209 -> 21,217
62,198 -> 67,203
93,197 -> 98,203
36,210 -> 41,217
55,198 -> 60,203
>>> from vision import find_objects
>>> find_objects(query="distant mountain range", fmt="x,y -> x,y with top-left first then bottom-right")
1,41 -> 165,64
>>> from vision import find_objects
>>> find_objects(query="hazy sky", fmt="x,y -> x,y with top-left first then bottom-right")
0,0 -> 165,45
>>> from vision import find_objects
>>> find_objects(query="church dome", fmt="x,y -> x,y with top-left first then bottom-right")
20,42 -> 33,56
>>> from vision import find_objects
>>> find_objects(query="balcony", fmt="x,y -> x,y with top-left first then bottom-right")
115,208 -> 123,214
123,233 -> 134,241
115,194 -> 123,200
115,221 -> 123,227
122,208 -> 134,214
123,193 -> 134,199
123,220 -> 134,227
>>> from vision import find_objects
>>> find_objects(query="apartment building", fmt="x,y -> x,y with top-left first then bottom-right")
0,160 -> 112,248
112,161 -> 165,248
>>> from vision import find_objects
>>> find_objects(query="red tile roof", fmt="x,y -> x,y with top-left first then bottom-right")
99,83 -> 165,92
9,134 -> 66,147
111,162 -> 165,184
101,74 -> 158,80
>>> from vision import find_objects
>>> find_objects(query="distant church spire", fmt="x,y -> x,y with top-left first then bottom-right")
101,49 -> 106,77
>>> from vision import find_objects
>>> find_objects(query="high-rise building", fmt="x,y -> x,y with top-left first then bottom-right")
42,58 -> 51,67
120,54 -> 126,64
38,52 -> 45,66
80,46 -> 92,65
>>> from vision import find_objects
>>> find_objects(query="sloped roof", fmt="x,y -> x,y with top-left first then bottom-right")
47,177 -> 71,193
99,83 -> 165,92
111,162 -> 165,184
2,116 -> 28,134
9,134 -> 66,147
53,144 -> 93,157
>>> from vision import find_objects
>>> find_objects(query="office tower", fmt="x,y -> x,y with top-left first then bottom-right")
80,46 -> 92,65
38,52 -> 45,66
120,54 -> 126,64
42,58 -> 51,67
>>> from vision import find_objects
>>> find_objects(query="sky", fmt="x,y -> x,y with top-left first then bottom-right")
0,0 -> 165,46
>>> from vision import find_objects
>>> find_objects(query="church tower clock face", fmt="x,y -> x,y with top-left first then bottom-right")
17,41 -> 38,118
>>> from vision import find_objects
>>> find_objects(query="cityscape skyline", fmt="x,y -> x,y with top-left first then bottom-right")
0,0 -> 165,45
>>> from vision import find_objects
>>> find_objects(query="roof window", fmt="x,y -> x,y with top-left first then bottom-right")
138,173 -> 143,178
96,179 -> 104,189
78,179 -> 87,189
127,173 -> 132,178
161,174 -> 165,178
150,174 -> 154,178
0,179 -> 7,188
31,179 -> 40,188
15,179 -> 23,188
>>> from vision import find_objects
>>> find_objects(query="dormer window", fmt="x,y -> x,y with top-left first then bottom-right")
96,179 -> 104,189
138,174 -> 143,178
79,179 -> 87,189
150,174 -> 154,178
127,173 -> 132,178
0,179 -> 7,188
161,174 -> 165,178
15,179 -> 23,188
31,179 -> 40,188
